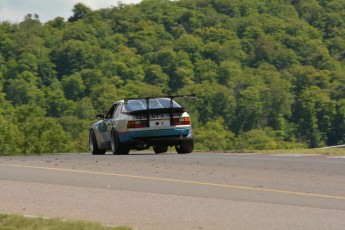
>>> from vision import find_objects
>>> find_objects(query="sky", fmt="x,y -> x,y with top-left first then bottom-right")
0,0 -> 142,23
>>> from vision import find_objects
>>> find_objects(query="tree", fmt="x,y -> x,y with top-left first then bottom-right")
90,82 -> 118,112
62,21 -> 98,45
179,82 -> 236,128
329,99 -> 345,145
0,115 -> 24,155
68,3 -> 92,22
294,0 -> 323,24
173,34 -> 203,59
148,48 -> 177,75
218,60 -> 242,86
194,59 -> 218,83
143,64 -> 170,92
287,65 -> 332,95
118,81 -> 165,99
127,19 -> 173,54
14,104 -> 72,154
61,74 -> 86,100
169,50 -> 194,92
254,63 -> 293,130
47,17 -> 65,29
253,36 -> 298,69
74,97 -> 96,120
5,72 -> 44,106
77,69 -> 106,96
44,81 -> 76,117
294,86 -> 335,147
195,117 -> 235,151
51,40 -> 96,78
233,85 -> 265,133
235,129 -> 278,150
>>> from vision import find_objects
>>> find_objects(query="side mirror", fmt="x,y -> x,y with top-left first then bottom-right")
96,114 -> 104,120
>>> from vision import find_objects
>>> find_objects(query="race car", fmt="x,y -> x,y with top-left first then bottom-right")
89,96 -> 194,155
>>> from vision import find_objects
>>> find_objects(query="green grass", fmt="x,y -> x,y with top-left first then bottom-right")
255,147 -> 345,156
0,214 -> 131,230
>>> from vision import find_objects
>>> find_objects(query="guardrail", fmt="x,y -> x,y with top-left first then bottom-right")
317,144 -> 345,149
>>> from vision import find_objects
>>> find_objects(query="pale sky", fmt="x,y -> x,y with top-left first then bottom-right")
0,0 -> 142,23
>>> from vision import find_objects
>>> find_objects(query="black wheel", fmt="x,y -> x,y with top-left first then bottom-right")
89,130 -> 106,155
153,145 -> 168,154
176,140 -> 194,154
111,129 -> 129,155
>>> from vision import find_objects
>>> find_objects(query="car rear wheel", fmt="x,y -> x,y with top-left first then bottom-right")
153,145 -> 168,154
89,130 -> 106,155
111,129 -> 129,155
176,140 -> 194,154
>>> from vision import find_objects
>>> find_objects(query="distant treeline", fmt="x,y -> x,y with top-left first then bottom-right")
1,0 -> 345,154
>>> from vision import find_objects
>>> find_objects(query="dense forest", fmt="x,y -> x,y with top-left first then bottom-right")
1,0 -> 345,154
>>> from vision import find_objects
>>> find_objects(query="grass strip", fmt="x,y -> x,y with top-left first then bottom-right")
255,148 -> 345,156
0,213 -> 131,230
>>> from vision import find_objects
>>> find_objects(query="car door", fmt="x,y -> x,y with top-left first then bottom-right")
104,104 -> 118,141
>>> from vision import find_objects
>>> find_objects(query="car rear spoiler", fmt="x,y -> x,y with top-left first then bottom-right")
124,94 -> 195,103
124,94 -> 195,126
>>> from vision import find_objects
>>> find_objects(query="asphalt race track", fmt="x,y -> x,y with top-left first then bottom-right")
0,152 -> 345,230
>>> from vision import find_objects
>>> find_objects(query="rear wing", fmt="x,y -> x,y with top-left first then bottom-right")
123,94 -> 195,126
124,94 -> 195,103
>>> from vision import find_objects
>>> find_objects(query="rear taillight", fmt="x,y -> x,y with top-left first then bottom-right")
172,117 -> 190,125
127,120 -> 149,128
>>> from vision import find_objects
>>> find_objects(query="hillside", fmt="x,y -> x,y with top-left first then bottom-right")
1,0 -> 345,154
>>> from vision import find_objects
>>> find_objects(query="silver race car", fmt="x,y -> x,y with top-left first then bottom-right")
89,96 -> 194,155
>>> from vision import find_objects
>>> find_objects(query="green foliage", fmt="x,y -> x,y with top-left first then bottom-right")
61,74 -> 86,100
235,129 -> 279,150
68,3 -> 92,22
195,117 -> 235,151
1,0 -> 345,154
0,115 -> 24,155
0,213 -> 131,230
13,105 -> 72,155
294,86 -> 335,147
234,128 -> 306,150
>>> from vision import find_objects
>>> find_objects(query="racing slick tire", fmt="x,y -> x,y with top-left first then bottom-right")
153,145 -> 168,154
111,129 -> 129,155
89,130 -> 106,155
176,140 -> 194,154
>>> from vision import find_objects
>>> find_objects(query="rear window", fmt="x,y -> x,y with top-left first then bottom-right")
123,98 -> 182,112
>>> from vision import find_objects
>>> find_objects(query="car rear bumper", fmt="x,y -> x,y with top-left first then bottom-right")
117,128 -> 193,146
